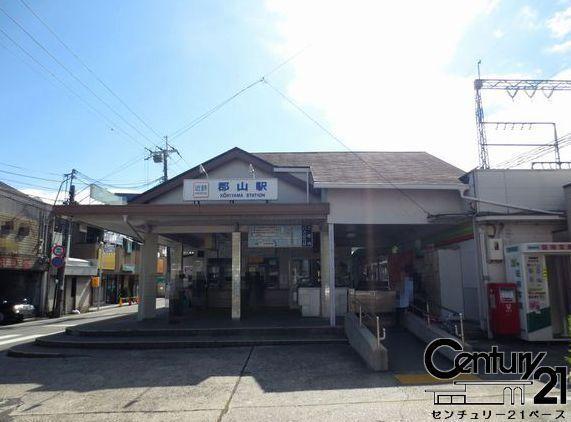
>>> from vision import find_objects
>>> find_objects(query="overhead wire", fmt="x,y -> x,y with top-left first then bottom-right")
0,5 -> 163,149
0,160 -> 62,177
72,154 -> 148,199
168,45 -> 312,143
263,78 -> 432,217
18,0 -> 163,141
0,26 -> 150,150
0,177 -> 62,192
0,168 -> 62,183
496,132 -> 571,168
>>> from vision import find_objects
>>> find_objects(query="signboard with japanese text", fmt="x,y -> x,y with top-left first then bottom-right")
248,225 -> 312,248
100,244 -> 116,271
183,179 -> 278,201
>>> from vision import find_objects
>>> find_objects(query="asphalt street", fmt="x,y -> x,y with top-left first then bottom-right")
0,299 -> 166,352
0,303 -> 566,421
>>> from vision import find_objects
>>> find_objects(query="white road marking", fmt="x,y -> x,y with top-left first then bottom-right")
0,331 -> 63,346
0,334 -> 19,340
45,324 -> 77,327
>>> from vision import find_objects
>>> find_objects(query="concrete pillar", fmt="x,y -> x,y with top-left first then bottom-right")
320,225 -> 330,318
320,223 -> 336,325
138,232 -> 158,321
231,231 -> 241,320
328,223 -> 336,326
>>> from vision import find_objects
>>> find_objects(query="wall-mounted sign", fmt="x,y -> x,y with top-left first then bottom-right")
183,179 -> 278,201
248,225 -> 312,248
100,244 -> 116,271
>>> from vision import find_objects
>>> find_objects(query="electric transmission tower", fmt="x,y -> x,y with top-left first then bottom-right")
474,76 -> 571,169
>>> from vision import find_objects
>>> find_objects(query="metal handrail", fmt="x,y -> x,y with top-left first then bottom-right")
409,299 -> 465,344
350,296 -> 386,346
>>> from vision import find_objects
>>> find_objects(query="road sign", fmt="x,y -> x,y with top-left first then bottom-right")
51,245 -> 65,257
51,256 -> 65,268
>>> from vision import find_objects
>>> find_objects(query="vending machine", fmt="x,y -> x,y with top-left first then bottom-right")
504,242 -> 571,341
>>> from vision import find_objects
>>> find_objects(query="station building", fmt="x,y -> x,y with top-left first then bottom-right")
54,147 -> 470,326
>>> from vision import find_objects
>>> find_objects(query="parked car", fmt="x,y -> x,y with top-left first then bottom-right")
0,298 -> 36,323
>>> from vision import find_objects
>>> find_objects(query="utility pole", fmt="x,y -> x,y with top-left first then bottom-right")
145,137 -> 180,183
52,169 -> 76,317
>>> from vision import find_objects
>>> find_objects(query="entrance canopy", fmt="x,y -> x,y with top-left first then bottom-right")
53,203 -> 330,241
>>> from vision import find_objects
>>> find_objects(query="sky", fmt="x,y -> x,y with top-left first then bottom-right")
2,0 -> 571,203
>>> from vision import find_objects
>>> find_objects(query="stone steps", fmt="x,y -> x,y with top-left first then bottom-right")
35,332 -> 348,350
66,325 -> 344,338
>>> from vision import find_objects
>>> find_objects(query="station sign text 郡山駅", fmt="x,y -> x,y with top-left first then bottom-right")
183,179 -> 278,201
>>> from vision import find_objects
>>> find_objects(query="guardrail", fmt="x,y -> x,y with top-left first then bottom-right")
350,296 -> 387,346
409,299 -> 465,344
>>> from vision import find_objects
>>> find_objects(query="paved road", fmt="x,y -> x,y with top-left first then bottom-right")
0,304 -> 564,421
0,299 -> 166,351
0,341 -> 556,422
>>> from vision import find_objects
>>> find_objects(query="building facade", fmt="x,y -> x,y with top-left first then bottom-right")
0,182 -> 52,315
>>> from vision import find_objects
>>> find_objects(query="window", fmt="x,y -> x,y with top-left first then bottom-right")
15,224 -> 30,240
0,221 -> 14,237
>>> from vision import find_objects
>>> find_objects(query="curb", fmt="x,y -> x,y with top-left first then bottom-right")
6,348 -> 71,359
36,337 -> 349,350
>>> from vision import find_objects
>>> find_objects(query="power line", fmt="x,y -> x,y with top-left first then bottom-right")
263,78 -> 432,217
0,26 -> 149,150
0,6 -> 162,150
72,154 -> 147,198
0,188 -> 60,210
168,45 -> 312,142
18,0 -> 163,141
169,79 -> 263,141
0,168 -> 61,182
0,160 -> 62,177
497,132 -> 571,168
0,177 -> 62,192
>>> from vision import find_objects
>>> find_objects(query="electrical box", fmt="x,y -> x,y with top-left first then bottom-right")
487,238 -> 504,261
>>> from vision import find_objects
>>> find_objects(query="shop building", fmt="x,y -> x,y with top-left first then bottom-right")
54,147 -> 469,325
0,182 -> 51,314
98,231 -> 142,304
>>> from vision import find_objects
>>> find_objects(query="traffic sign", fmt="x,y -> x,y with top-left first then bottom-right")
51,256 -> 65,268
51,245 -> 65,257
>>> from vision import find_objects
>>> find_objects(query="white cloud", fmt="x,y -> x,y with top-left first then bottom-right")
547,6 -> 571,38
516,5 -> 540,31
19,189 -> 61,205
265,1 -> 571,170
264,0 -> 510,170
546,39 -> 571,53
493,29 -> 505,39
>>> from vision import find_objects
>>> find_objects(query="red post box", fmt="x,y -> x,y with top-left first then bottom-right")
488,283 -> 520,336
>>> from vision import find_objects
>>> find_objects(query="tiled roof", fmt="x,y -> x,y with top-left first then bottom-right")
254,151 -> 465,185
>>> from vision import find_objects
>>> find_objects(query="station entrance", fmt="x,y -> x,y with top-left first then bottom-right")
171,229 -> 321,317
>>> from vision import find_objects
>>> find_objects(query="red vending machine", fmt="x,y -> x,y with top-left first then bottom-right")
488,283 -> 520,336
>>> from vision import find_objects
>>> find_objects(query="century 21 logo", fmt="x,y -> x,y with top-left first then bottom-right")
424,338 -> 568,405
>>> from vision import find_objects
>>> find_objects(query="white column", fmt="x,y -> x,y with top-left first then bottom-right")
138,232 -> 158,321
328,223 -> 336,326
320,225 -> 330,318
231,231 -> 241,320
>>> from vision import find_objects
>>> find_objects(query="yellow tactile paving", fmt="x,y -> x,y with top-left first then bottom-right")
394,373 -> 480,385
